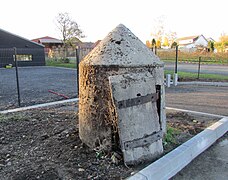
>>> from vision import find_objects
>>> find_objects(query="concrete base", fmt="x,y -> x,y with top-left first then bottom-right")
173,73 -> 178,86
166,74 -> 171,87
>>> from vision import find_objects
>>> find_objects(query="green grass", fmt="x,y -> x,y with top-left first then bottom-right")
46,60 -> 76,69
165,70 -> 228,81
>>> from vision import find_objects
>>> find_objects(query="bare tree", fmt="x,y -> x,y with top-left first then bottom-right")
151,16 -> 177,49
151,16 -> 165,43
165,31 -> 177,47
56,12 -> 85,58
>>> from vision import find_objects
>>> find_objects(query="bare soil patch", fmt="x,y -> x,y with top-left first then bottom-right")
0,104 -> 219,180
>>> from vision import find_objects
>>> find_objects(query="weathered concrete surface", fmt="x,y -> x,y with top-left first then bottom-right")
79,24 -> 165,158
109,72 -> 163,165
81,24 -> 163,67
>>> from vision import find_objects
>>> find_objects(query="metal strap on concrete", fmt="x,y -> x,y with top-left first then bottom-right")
117,93 -> 158,109
0,98 -> 79,114
124,130 -> 163,150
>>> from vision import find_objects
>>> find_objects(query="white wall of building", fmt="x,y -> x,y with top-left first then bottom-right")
194,35 -> 208,47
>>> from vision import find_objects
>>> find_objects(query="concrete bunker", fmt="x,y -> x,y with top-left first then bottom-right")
79,24 -> 166,165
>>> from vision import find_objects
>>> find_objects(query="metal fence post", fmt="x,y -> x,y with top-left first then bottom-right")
13,47 -> 21,107
173,45 -> 178,86
175,46 -> 178,74
198,56 -> 201,79
76,46 -> 80,97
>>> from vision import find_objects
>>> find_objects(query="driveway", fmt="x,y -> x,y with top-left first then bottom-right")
0,66 -> 77,110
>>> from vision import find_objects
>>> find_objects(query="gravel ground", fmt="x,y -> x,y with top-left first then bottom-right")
1,67 -> 227,118
166,84 -> 228,116
0,67 -> 78,110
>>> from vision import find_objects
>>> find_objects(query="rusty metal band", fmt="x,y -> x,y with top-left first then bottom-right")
124,130 -> 163,150
117,92 -> 158,109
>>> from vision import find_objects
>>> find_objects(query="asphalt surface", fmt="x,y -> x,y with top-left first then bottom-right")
165,84 -> 228,116
165,62 -> 228,75
0,66 -> 78,110
173,133 -> 228,180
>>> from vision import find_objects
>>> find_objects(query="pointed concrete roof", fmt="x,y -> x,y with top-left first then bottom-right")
82,24 -> 163,67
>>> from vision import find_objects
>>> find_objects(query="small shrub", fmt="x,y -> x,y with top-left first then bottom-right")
163,125 -> 180,146
60,58 -> 70,63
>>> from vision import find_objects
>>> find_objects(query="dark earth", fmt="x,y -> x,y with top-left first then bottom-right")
0,103 -> 219,180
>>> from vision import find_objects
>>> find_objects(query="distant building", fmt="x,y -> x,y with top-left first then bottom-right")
31,36 -> 63,57
31,36 -> 97,59
176,35 -> 208,52
0,28 -> 45,68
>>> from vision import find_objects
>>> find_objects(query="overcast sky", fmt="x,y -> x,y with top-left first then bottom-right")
1,0 -> 227,42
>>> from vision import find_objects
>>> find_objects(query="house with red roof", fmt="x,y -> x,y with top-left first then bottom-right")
31,36 -> 63,56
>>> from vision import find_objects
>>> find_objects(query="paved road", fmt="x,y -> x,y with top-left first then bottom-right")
164,62 -> 228,75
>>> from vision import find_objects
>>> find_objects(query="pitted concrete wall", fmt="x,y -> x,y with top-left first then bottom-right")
79,24 -> 166,164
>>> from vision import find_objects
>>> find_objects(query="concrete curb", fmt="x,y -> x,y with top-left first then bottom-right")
177,81 -> 228,87
128,117 -> 228,180
0,98 -> 79,114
